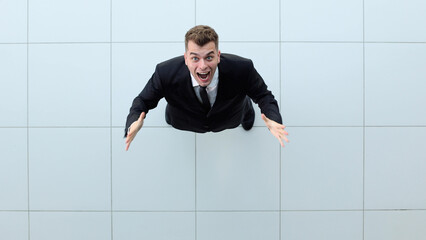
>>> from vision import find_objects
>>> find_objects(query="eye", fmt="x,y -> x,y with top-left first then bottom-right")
192,57 -> 199,61
206,56 -> 213,61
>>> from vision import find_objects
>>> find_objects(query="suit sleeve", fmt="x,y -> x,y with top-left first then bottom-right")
124,66 -> 164,137
245,61 -> 283,124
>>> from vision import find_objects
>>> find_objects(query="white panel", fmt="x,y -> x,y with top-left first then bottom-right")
30,212 -> 111,240
113,212 -> 195,240
282,0 -> 363,41
29,128 -> 110,210
365,43 -> 426,126
113,0 -> 194,42
282,43 -> 364,126
196,128 -> 280,211
365,210 -> 426,240
365,127 -> 426,210
365,0 -> 426,42
112,128 -> 195,211
0,44 -> 27,126
112,43 -> 183,127
0,212 -> 28,240
197,0 -> 279,41
29,0 -> 110,42
282,127 -> 363,210
220,43 -> 281,127
197,212 -> 279,240
281,211 -> 363,240
0,0 -> 27,43
0,129 -> 28,210
29,44 -> 110,127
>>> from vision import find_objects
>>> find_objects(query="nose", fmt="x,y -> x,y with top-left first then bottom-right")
199,59 -> 207,70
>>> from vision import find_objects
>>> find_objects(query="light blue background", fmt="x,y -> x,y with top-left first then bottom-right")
1,0 -> 425,239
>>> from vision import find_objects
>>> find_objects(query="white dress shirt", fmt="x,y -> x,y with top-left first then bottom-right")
191,68 -> 219,107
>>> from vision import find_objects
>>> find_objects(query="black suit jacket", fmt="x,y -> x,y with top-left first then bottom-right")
125,53 -> 282,136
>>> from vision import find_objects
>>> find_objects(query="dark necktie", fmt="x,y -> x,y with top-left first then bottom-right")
199,86 -> 211,111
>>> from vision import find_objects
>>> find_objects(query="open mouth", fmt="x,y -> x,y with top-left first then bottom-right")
197,72 -> 210,81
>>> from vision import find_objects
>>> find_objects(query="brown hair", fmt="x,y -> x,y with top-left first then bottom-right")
185,25 -> 219,50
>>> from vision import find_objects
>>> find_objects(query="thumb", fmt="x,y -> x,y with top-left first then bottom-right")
261,113 -> 268,122
138,112 -> 146,121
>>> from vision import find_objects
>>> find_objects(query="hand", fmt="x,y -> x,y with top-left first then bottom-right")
125,112 -> 145,151
261,114 -> 289,147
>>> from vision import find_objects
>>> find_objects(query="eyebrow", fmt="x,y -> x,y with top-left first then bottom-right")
190,51 -> 215,56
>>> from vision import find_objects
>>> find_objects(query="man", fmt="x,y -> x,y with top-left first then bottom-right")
125,25 -> 288,151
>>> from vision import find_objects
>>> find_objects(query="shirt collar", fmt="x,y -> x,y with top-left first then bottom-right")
191,68 -> 219,89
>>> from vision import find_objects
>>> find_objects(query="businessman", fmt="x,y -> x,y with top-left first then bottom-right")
125,25 -> 288,150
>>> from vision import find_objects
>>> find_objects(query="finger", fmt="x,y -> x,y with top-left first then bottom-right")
125,142 -> 130,151
278,137 -> 284,147
283,136 -> 290,143
125,134 -> 133,144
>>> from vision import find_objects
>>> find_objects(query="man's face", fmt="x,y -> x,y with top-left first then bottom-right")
184,40 -> 221,87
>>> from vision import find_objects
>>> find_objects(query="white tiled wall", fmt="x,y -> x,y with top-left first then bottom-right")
1,0 -> 425,239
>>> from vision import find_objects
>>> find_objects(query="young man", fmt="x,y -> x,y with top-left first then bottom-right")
125,25 -> 288,150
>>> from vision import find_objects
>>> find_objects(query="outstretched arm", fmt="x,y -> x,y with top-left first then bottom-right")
125,112 -> 145,151
261,114 -> 289,147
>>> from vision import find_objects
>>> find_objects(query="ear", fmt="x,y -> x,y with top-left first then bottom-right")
184,52 -> 188,65
217,50 -> 221,63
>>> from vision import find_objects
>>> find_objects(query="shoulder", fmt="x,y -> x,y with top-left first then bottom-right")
157,55 -> 186,70
219,53 -> 255,77
155,55 -> 188,78
219,53 -> 254,71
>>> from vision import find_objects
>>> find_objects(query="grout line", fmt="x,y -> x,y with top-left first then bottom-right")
278,0 -> 282,238
194,133 -> 198,240
194,4 -> 198,240
194,0 -> 197,25
26,0 -> 31,239
4,41 -> 426,45
2,209 -> 424,213
110,0 -> 114,239
194,3 -> 197,240
4,41 -> 425,45
362,0 -> 366,239
2,125 -> 424,129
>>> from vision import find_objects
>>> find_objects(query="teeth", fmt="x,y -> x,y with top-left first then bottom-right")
197,72 -> 210,80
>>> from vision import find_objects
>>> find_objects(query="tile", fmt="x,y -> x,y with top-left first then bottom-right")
0,129 -> 28,210
365,43 -> 426,126
29,128 -> 110,210
282,127 -> 363,210
0,44 -> 27,126
281,211 -> 363,240
113,212 -> 195,240
365,127 -> 426,210
197,212 -> 279,240
112,128 -> 195,211
0,212 -> 28,240
197,0 -> 279,41
112,0 -> 194,42
196,128 -> 280,211
112,43 -> 183,127
365,0 -> 426,42
30,212 -> 111,240
282,43 -> 364,126
29,44 -> 110,127
0,0 -> 27,43
282,0 -> 363,41
220,43 -> 281,127
29,0 -> 110,42
365,210 -> 426,240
